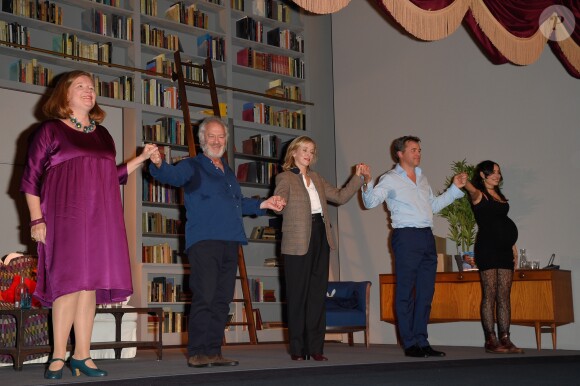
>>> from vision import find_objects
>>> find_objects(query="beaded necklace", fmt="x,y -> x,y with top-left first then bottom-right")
70,115 -> 96,133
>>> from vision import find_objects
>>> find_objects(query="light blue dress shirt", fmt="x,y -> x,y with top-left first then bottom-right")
362,164 -> 464,228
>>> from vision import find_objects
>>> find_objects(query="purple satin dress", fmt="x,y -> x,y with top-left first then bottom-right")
20,119 -> 133,306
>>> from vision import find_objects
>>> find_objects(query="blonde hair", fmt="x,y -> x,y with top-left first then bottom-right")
282,135 -> 317,171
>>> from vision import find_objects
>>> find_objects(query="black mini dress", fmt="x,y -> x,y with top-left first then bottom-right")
472,192 -> 518,271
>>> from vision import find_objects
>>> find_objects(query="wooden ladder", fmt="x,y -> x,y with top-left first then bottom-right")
172,51 -> 258,344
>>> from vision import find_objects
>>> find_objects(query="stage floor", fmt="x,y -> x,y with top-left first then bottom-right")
3,342 -> 580,386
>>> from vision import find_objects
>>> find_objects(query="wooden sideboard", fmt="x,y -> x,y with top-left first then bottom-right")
379,270 -> 574,350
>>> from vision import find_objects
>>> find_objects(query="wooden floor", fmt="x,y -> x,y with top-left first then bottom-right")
2,342 -> 580,386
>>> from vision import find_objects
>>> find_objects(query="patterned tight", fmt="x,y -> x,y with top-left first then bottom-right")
480,268 -> 513,335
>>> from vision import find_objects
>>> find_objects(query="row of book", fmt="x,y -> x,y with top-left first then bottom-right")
145,53 -> 175,77
267,27 -> 304,53
197,33 -> 226,62
246,0 -> 292,24
0,21 -> 30,47
142,212 -> 184,235
148,309 -> 188,334
248,278 -> 276,303
241,133 -> 282,158
237,47 -> 305,79
148,276 -> 192,303
141,0 -> 158,17
143,176 -> 184,204
141,242 -> 187,264
143,117 -> 186,146
90,0 -> 121,7
82,9 -> 133,41
2,0 -> 63,25
165,1 -> 209,29
11,59 -> 54,86
141,78 -> 179,109
55,34 -> 113,64
249,226 -> 280,240
242,102 -> 306,130
141,24 -> 180,51
236,161 -> 278,185
236,16 -> 263,43
93,74 -> 134,101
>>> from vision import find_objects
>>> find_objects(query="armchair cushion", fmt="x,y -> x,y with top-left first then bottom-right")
326,281 -> 370,327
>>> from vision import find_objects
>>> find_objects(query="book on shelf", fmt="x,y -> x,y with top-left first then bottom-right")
269,78 -> 283,89
263,257 -> 282,267
236,16 -> 263,42
242,308 -> 262,330
261,321 -> 285,329
197,33 -> 225,61
263,289 -> 276,302
249,225 -> 264,239
200,102 -> 227,117
260,226 -> 279,240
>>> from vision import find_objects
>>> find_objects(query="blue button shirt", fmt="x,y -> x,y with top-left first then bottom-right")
149,154 -> 265,250
362,164 -> 464,228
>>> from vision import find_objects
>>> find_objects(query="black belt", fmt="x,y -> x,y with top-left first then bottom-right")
312,213 -> 324,222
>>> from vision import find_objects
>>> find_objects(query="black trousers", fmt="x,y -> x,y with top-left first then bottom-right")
283,215 -> 330,356
187,240 -> 239,356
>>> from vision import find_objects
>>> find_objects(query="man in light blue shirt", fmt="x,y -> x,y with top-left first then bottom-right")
362,135 -> 466,358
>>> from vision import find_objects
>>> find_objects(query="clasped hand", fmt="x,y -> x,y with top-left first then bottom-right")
453,172 -> 468,188
355,163 -> 372,184
261,196 -> 286,211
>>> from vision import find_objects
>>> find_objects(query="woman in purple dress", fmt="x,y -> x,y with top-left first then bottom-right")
20,71 -> 157,379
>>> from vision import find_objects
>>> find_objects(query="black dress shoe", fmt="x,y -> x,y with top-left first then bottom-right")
404,344 -> 428,358
291,355 -> 305,361
310,354 -> 328,361
421,345 -> 446,357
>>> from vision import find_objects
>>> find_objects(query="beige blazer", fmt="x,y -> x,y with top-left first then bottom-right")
274,169 -> 363,255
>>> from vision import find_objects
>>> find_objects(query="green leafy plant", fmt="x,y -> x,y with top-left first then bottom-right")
438,160 -> 476,254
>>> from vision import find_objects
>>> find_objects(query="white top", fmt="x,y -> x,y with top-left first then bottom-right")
302,174 -> 322,214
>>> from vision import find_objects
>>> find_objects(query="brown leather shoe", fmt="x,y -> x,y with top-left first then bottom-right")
485,331 -> 510,354
291,355 -> 305,361
207,354 -> 239,366
500,333 -> 524,354
188,354 -> 212,368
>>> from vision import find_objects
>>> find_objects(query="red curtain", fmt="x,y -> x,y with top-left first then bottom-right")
376,0 -> 580,78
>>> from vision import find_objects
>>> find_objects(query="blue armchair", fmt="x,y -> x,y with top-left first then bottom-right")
325,281 -> 371,348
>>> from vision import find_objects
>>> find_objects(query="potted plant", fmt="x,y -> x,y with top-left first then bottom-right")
437,160 -> 476,270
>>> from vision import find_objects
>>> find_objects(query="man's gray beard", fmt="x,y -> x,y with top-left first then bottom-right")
203,145 -> 225,159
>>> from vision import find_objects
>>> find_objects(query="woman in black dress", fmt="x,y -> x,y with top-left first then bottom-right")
465,160 -> 523,354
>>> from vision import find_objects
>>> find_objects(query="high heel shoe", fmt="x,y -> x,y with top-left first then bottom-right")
44,358 -> 66,379
70,357 -> 108,377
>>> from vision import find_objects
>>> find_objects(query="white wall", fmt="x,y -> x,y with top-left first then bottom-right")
0,87 -> 123,254
332,1 -> 580,350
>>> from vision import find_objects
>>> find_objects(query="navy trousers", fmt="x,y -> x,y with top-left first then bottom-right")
391,227 -> 438,349
187,240 -> 239,357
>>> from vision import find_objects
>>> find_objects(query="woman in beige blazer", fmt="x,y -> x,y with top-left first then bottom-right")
274,136 -> 370,361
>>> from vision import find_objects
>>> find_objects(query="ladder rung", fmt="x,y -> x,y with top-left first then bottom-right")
188,102 -> 214,109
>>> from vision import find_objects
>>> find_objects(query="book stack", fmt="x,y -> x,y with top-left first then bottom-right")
261,226 -> 278,240
263,289 -> 276,302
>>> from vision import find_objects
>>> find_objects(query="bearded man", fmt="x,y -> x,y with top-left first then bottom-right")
149,117 -> 285,367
